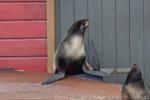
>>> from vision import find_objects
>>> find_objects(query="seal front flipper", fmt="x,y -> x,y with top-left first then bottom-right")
82,62 -> 108,77
83,68 -> 107,77
42,70 -> 65,85
122,86 -> 130,100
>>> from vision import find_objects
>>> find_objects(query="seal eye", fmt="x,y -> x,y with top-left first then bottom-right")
82,22 -> 86,26
68,19 -> 89,33
82,21 -> 88,27
80,21 -> 88,30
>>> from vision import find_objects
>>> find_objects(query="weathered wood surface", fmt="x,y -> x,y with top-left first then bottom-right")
0,72 -> 121,100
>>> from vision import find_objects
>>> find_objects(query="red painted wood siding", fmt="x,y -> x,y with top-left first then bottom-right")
0,21 -> 46,38
0,0 -> 47,72
0,0 -> 45,1
0,3 -> 46,20
0,57 -> 47,72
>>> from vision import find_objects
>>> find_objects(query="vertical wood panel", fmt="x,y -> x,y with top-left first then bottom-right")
74,0 -> 87,21
47,0 -> 55,73
60,0 -> 74,37
88,0 -> 102,70
102,0 -> 116,83
116,0 -> 130,83
130,0 -> 143,71
55,0 -> 61,46
144,0 -> 150,88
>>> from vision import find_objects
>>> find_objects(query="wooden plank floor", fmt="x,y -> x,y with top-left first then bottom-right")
0,71 -> 121,100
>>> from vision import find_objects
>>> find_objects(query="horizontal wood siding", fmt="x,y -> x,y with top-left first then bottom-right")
0,0 -> 45,1
0,3 -> 46,20
0,57 -> 47,72
0,0 -> 47,72
0,39 -> 47,57
0,21 -> 46,38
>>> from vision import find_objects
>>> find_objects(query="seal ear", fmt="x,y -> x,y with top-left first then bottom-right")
75,22 -> 82,32
68,21 -> 81,33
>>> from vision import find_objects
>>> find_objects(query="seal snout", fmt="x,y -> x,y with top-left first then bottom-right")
131,64 -> 139,73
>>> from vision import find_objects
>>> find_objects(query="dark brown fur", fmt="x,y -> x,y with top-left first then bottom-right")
42,19 -> 96,85
122,64 -> 150,100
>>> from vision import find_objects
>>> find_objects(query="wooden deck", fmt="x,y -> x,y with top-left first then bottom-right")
0,71 -> 121,100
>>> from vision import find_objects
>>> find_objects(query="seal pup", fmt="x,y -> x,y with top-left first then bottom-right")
42,19 -> 103,85
122,64 -> 150,100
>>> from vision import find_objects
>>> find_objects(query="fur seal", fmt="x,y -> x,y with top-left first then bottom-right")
42,19 -> 103,85
122,64 -> 150,100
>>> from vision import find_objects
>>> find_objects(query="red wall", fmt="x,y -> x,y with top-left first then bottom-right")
0,0 -> 47,72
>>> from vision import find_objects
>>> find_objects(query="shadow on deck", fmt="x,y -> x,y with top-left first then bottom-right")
0,71 -> 121,100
